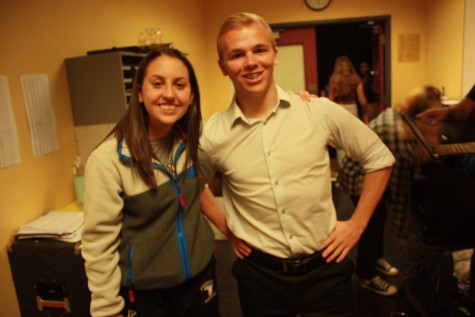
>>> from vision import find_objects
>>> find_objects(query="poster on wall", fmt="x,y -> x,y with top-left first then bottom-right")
398,34 -> 420,62
0,75 -> 21,168
21,74 -> 59,157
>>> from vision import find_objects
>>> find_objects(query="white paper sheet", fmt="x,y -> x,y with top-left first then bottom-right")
15,211 -> 84,243
0,75 -> 21,168
21,74 -> 59,157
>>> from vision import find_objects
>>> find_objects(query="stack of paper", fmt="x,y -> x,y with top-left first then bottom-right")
15,211 -> 84,243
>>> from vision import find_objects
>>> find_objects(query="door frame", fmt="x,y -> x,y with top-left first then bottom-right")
271,15 -> 391,107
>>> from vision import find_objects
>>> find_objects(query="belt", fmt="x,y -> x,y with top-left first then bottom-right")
247,248 -> 326,275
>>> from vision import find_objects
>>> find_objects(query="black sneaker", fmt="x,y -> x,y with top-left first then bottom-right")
361,275 -> 398,296
376,258 -> 399,276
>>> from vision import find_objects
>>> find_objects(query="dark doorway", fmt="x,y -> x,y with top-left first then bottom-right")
271,16 -> 391,108
316,22 -> 373,96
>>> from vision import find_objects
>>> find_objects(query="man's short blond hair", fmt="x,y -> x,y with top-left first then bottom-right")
216,12 -> 276,61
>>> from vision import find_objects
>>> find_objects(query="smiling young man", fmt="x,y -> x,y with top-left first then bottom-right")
200,12 -> 395,317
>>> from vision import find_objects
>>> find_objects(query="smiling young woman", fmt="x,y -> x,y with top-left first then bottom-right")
81,47 -> 227,317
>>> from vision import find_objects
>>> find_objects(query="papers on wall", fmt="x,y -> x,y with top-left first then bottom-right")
21,74 -> 59,157
0,75 -> 21,168
15,211 -> 84,243
398,33 -> 420,62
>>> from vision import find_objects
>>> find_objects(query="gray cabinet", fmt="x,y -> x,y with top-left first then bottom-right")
65,51 -> 145,126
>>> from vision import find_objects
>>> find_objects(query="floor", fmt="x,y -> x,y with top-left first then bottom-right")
213,181 -> 474,317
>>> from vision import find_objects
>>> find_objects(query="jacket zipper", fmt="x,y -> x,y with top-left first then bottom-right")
119,140 -> 193,285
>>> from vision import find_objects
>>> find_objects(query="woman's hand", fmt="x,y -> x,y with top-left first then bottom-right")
227,231 -> 251,259
295,90 -> 317,102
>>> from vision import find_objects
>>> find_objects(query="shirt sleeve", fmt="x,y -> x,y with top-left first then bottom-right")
81,151 -> 125,317
318,98 -> 395,172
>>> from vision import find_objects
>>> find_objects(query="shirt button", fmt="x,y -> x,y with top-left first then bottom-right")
289,234 -> 294,239
275,180 -> 279,186
281,208 -> 286,214
267,151 -> 271,156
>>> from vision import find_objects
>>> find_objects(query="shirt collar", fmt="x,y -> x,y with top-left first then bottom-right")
228,85 -> 291,126
118,136 -> 185,166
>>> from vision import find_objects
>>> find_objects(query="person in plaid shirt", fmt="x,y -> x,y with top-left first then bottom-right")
337,85 -> 443,296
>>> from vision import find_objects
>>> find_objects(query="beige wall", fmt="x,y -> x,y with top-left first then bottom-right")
462,0 -> 475,93
0,0 -> 465,315
426,0 -> 465,99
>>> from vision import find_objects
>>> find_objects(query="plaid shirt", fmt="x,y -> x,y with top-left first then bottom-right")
337,108 -> 418,238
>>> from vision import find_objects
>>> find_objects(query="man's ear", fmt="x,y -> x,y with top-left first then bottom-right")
218,59 -> 228,76
274,47 -> 279,66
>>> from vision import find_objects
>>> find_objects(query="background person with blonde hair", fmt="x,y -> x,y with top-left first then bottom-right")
328,55 -> 366,120
328,55 -> 369,165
